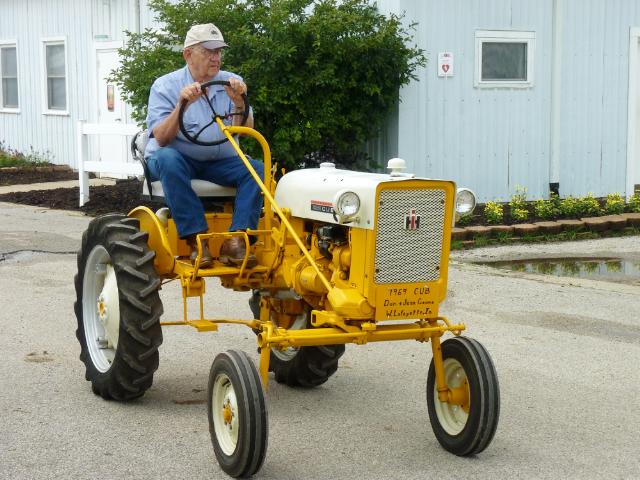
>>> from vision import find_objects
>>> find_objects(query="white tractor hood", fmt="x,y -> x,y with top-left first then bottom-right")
273,162 -> 418,230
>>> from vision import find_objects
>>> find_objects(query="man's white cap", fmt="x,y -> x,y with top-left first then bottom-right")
184,23 -> 229,50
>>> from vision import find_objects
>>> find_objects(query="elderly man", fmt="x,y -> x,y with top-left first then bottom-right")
144,23 -> 263,268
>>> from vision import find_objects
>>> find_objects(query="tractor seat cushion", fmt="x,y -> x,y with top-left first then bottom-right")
143,179 -> 236,198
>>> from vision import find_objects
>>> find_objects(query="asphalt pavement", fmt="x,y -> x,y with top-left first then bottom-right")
1,201 -> 639,480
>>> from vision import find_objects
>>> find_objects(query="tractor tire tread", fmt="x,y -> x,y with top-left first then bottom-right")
271,344 -> 345,388
75,214 -> 163,402
110,240 -> 144,254
136,251 -> 156,268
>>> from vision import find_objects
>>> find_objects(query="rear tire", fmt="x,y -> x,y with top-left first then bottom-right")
271,343 -> 345,388
208,350 -> 268,478
427,337 -> 500,456
249,294 -> 345,388
74,214 -> 163,400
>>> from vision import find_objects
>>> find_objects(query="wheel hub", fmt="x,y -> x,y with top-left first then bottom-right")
212,374 -> 239,455
82,246 -> 120,373
223,399 -> 234,426
97,265 -> 120,350
434,358 -> 470,435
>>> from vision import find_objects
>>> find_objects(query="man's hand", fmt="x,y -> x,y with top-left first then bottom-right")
225,78 -> 247,108
179,82 -> 204,106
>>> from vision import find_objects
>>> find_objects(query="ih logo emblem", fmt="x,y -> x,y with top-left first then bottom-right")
405,209 -> 421,230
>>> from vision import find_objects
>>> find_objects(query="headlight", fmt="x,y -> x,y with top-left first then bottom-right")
455,188 -> 476,217
333,190 -> 360,223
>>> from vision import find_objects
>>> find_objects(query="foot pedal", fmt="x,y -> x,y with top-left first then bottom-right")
187,320 -> 219,332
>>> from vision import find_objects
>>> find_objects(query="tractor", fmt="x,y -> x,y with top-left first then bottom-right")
74,80 -> 499,478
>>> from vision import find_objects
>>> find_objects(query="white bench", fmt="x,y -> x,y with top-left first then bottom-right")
77,121 -> 143,206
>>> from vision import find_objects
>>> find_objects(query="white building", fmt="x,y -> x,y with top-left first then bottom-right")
1,0 -> 640,201
0,0 -> 159,172
375,0 -> 640,201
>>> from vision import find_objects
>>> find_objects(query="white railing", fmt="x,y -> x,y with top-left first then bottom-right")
77,121 -> 144,206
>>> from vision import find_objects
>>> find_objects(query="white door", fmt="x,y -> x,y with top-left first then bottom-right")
96,46 -> 128,177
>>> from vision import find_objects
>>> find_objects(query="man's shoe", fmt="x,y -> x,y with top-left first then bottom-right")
190,242 -> 214,268
219,237 -> 258,268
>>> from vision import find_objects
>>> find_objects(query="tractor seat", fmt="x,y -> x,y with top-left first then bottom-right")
143,179 -> 236,199
132,130 -> 236,202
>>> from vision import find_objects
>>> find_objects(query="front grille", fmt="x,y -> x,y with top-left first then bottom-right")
374,188 -> 446,284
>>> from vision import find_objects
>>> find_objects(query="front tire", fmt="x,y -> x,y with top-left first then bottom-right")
74,214 -> 163,400
208,350 -> 268,478
427,337 -> 500,456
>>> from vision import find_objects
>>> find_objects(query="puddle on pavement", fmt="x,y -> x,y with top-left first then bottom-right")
478,257 -> 640,286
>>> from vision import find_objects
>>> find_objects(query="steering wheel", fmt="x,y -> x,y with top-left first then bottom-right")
178,80 -> 250,147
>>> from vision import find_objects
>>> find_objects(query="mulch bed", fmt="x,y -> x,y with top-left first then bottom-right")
0,167 -> 79,186
0,168 -> 161,216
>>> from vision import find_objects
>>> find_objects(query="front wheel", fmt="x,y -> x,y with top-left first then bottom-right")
427,336 -> 500,456
208,350 -> 268,478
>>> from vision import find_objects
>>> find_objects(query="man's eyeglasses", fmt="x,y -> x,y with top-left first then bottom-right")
195,46 -> 223,58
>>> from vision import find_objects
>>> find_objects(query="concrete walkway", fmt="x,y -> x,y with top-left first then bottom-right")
0,177 -> 116,194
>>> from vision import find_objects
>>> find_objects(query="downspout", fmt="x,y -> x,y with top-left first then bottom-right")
134,0 -> 141,34
549,0 -> 563,196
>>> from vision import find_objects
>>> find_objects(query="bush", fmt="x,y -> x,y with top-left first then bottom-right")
604,193 -> 625,215
455,214 -> 472,227
629,193 -> 640,213
484,201 -> 504,225
559,196 -> 580,217
533,193 -> 561,220
509,185 -> 529,222
576,193 -> 601,217
110,0 -> 425,171
0,141 -> 52,168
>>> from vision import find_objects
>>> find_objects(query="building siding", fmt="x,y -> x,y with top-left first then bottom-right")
387,0 -> 554,201
0,0 -> 140,168
557,0 -> 640,197
378,0 -> 640,200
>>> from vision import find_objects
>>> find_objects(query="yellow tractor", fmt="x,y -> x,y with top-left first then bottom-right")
74,80 -> 499,478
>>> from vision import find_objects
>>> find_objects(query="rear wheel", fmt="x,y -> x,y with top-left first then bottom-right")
74,214 -> 163,400
249,293 -> 345,388
208,350 -> 268,478
269,306 -> 345,388
427,336 -> 500,456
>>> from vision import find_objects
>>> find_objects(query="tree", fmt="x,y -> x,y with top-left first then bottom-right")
111,0 -> 425,170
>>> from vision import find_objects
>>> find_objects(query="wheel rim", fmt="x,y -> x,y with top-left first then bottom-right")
82,245 -> 120,373
212,373 -> 239,456
433,358 -> 470,436
271,312 -> 307,361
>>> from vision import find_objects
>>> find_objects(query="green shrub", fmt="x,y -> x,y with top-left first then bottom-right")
628,193 -> 640,213
0,141 -> 51,167
576,193 -> 602,217
559,196 -> 580,217
604,193 -> 625,215
533,193 -> 561,220
455,214 -> 472,227
509,185 -> 529,222
110,0 -> 426,171
484,201 -> 504,225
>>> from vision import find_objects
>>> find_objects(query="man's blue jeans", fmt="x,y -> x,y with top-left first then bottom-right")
147,147 -> 264,239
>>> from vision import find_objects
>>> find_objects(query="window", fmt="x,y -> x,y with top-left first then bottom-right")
0,43 -> 18,110
42,39 -> 68,113
475,31 -> 535,88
